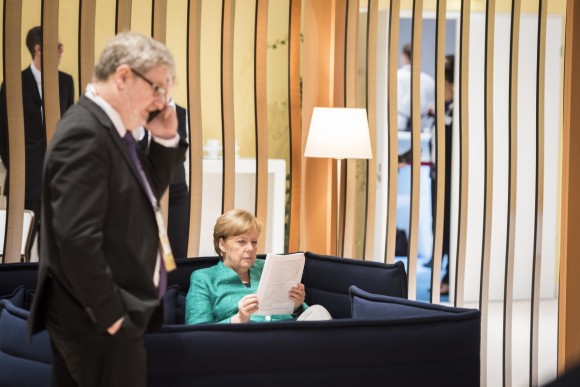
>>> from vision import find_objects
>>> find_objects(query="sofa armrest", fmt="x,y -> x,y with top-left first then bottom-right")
302,252 -> 408,318
349,285 -> 479,321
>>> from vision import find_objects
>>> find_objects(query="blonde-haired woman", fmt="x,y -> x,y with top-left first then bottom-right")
185,209 -> 330,324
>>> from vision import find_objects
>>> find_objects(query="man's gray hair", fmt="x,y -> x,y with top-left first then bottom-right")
94,32 -> 175,81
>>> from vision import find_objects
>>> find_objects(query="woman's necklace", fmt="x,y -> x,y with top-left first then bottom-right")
239,272 -> 250,283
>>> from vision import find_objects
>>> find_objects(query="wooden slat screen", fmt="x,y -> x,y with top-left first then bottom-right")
2,1 -> 25,264
384,0 -> 400,264
287,0 -> 302,253
503,1 -> 521,385
0,3 -> 574,384
407,0 -> 424,300
480,0 -> 496,385
254,0 -> 269,253
41,0 -> 60,144
79,0 -> 96,94
221,0 -> 235,213
186,0 -> 203,257
430,0 -> 447,305
343,0 -> 359,258
531,1 -> 547,385
363,0 -> 378,260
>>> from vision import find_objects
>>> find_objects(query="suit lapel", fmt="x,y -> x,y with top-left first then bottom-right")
77,97 -> 152,199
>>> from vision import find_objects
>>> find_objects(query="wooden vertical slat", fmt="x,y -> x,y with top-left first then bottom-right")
300,0 -> 335,255
407,0 -> 423,301
503,0 -> 520,385
363,0 -> 378,260
79,0 -> 96,94
384,0 -> 400,263
2,1 -> 25,263
560,0 -> 580,373
530,0 -> 547,385
343,0 -> 359,258
221,0 -> 235,213
480,0 -> 495,385
455,0 -> 470,308
152,0 -> 167,42
254,0 -> 268,253
186,0 -> 203,257
151,0 -> 169,224
116,0 -> 132,33
430,0 -> 446,305
42,0 -> 61,144
287,0 -> 302,252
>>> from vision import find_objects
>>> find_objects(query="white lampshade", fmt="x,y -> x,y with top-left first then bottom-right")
304,107 -> 373,160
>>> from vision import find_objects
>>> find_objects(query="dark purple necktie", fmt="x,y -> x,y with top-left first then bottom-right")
123,132 -> 167,299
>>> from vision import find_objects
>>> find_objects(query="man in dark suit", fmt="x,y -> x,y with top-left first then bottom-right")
28,32 -> 187,387
0,26 -> 75,250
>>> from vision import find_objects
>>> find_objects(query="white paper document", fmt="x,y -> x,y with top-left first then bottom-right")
255,252 -> 305,316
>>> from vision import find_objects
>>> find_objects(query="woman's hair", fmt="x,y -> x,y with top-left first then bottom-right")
213,209 -> 262,256
94,32 -> 175,81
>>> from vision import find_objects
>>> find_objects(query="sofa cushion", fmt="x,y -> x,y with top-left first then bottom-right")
162,285 -> 187,325
0,299 -> 52,387
0,285 -> 27,309
302,252 -> 407,318
349,285 -> 477,321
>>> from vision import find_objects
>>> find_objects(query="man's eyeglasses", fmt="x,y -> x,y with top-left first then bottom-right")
130,68 -> 168,104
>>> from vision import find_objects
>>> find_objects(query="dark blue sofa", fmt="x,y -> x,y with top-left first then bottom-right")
0,251 -> 481,387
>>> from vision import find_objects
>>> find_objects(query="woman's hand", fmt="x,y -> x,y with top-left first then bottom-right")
233,294 -> 259,323
289,283 -> 306,311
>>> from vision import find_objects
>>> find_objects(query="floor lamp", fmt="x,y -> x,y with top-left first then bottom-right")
304,107 -> 373,255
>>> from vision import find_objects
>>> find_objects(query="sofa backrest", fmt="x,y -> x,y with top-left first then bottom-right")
302,252 -> 407,318
0,297 -> 52,386
0,253 -> 409,321
0,263 -> 40,297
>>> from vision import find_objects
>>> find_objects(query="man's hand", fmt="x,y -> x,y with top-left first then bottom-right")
145,105 -> 178,140
107,316 -> 125,335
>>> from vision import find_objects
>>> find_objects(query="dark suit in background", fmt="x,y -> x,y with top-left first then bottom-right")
138,104 -> 190,259
0,66 -> 74,247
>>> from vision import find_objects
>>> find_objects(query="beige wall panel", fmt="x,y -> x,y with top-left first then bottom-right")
187,0 -> 203,257
3,2 -> 25,263
255,0 -> 269,253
